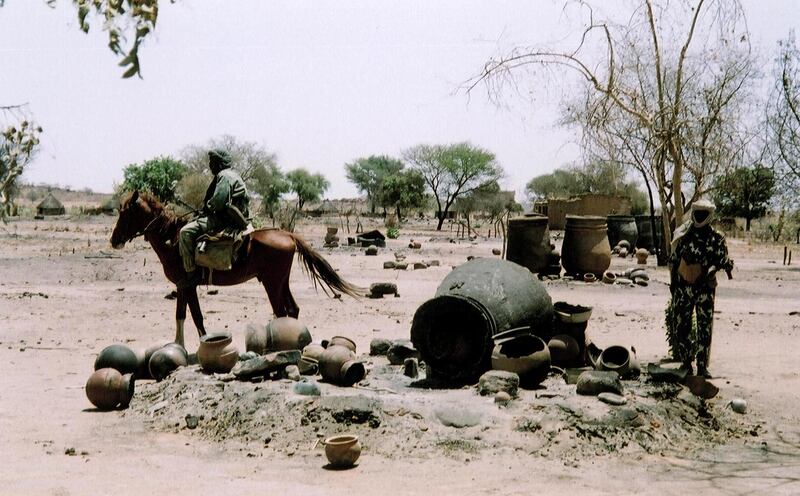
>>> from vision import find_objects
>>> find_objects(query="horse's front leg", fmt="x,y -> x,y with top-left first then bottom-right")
185,286 -> 206,338
175,289 -> 187,348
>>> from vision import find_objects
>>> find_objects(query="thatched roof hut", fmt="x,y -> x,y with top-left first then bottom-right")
36,193 -> 65,215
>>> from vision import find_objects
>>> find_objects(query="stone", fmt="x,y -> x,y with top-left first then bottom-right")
387,341 -> 420,365
477,370 -> 519,398
369,338 -> 392,356
597,392 -> 627,406
284,365 -> 301,381
413,262 -> 428,270
408,241 -> 422,249
365,246 -> 378,256
492,248 -> 501,255
575,370 -> 623,396
394,262 -> 408,270
184,414 -> 199,429
239,351 -> 259,362
293,378 -> 321,396
403,357 -> 419,378
383,261 -> 396,269
428,260 -> 440,267
369,282 -> 398,297
494,391 -> 512,407
435,405 -> 482,428
730,398 -> 747,414
232,350 -> 301,379
646,363 -> 689,383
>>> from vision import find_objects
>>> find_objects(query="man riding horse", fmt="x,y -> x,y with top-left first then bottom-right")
178,149 -> 250,288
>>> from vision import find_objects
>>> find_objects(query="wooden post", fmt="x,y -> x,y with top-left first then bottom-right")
784,246 -> 788,265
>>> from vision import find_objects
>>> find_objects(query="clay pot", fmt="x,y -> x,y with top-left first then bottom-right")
607,215 -> 638,250
602,271 -> 616,284
298,356 -> 319,375
596,345 -> 640,378
94,344 -> 139,375
149,343 -> 188,381
319,345 -> 365,386
302,343 -> 327,361
635,248 -> 649,265
548,334 -> 580,366
197,332 -> 239,373
506,215 -> 551,274
635,214 -> 663,251
137,343 -> 169,380
553,301 -> 593,324
323,434 -> 362,468
583,273 -> 597,283
85,368 -> 135,410
328,336 -> 356,353
491,333 -> 551,387
266,317 -> 312,352
561,215 -> 611,277
245,323 -> 268,355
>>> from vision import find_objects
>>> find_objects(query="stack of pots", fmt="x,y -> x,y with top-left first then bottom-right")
552,301 -> 592,366
505,214 -> 551,275
561,215 -> 611,277
411,258 -> 554,383
606,215 -> 638,252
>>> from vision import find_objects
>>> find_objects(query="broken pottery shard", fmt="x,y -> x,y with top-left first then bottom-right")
386,341 -> 420,365
597,392 -> 627,406
477,370 -> 520,398
646,363 -> 688,383
369,338 -> 392,356
684,375 -> 719,399
575,370 -> 623,396
232,350 -> 301,379
435,405 -> 482,428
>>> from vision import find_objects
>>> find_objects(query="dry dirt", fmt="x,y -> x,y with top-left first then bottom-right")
1,215 -> 800,495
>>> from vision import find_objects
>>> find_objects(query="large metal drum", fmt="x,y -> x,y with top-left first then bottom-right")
635,214 -> 663,251
410,258 -> 554,383
561,215 -> 611,277
506,214 -> 551,274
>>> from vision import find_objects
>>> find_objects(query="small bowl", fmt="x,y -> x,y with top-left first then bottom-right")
553,301 -> 593,324
583,273 -> 597,283
323,434 -> 361,468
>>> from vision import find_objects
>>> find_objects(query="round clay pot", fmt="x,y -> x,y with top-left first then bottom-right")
635,248 -> 649,265
323,434 -> 362,468
94,344 -> 139,375
245,323 -> 268,355
548,334 -> 580,366
319,345 -> 365,386
266,317 -> 312,352
197,332 -> 239,373
149,344 -> 188,381
491,333 -> 551,387
596,345 -> 637,377
298,356 -> 319,375
328,336 -> 356,353
302,343 -> 326,361
137,343 -> 169,380
561,215 -> 611,277
85,368 -> 135,410
602,271 -> 616,284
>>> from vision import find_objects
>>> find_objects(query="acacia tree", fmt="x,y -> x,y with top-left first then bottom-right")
182,135 -> 278,185
345,155 -> 404,214
379,169 -> 428,220
713,165 -> 775,231
120,156 -> 186,203
0,105 -> 42,219
286,168 -> 329,211
404,142 -> 503,230
469,0 -> 756,254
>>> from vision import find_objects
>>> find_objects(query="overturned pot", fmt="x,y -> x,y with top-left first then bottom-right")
85,368 -> 135,410
319,345 -> 366,386
149,343 -> 189,381
595,345 -> 640,378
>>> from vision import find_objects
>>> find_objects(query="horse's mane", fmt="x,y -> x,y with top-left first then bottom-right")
122,190 -> 188,243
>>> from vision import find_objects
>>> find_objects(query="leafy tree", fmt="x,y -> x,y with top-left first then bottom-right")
0,111 -> 42,220
286,168 -> 329,211
250,163 -> 289,222
120,156 -> 186,203
713,165 -> 775,232
175,172 -> 208,210
526,169 -> 584,201
404,142 -> 503,230
379,169 -> 428,220
345,155 -> 404,214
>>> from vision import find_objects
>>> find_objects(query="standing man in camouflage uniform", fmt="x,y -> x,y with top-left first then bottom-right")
178,149 -> 250,288
668,200 -> 734,378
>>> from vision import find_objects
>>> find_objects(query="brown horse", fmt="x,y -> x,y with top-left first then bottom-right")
110,190 -> 361,347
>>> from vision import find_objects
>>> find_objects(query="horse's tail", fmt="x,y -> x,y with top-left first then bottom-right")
291,233 -> 364,298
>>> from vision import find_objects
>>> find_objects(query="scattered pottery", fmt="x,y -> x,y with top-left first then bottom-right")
602,272 -> 616,284
319,345 -> 365,386
266,317 -> 312,352
491,332 -> 551,387
323,434 -> 362,468
148,343 -> 188,381
635,248 -> 649,264
85,368 -> 135,410
328,336 -> 357,353
595,345 -> 640,379
232,350 -> 301,379
583,273 -> 597,283
94,344 -> 139,376
197,332 -> 239,373
548,334 -> 580,366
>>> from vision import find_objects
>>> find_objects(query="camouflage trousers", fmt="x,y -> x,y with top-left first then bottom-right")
667,284 -> 716,369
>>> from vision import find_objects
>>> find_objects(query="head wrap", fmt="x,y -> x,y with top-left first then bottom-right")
691,199 -> 715,228
208,149 -> 232,169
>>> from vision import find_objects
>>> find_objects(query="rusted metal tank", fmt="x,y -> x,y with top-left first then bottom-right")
410,258 -> 554,383
606,215 -> 638,249
561,215 -> 611,277
505,214 -> 551,274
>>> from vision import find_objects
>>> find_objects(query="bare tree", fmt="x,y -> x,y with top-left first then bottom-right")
1,104 -> 42,220
469,0 -> 756,252
768,32 -> 800,197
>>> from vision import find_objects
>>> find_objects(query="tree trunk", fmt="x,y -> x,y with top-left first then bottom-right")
745,216 -> 751,232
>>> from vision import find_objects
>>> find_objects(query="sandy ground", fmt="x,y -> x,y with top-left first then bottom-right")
1,215 -> 799,495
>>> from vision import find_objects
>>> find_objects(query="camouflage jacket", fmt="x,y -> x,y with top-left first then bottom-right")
203,168 -> 250,221
670,225 -> 733,288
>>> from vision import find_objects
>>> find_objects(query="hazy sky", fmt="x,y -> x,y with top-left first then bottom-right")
1,1 -> 797,198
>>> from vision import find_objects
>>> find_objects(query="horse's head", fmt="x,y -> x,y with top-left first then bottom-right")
110,190 -> 159,248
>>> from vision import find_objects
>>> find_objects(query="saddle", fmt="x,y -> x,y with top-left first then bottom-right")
195,225 -> 254,271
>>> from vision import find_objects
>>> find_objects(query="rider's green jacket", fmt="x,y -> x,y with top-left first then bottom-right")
202,167 -> 250,223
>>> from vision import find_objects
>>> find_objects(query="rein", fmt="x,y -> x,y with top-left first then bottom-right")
127,209 -> 195,243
